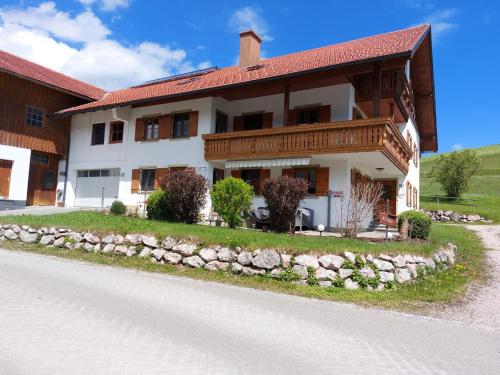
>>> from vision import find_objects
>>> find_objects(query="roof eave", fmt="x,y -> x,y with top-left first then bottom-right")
55,50 -> 413,118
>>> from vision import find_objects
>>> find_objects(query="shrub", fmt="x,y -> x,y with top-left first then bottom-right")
398,210 -> 432,240
211,177 -> 254,228
428,149 -> 480,198
159,169 -> 208,224
262,176 -> 308,233
146,190 -> 169,221
109,200 -> 126,215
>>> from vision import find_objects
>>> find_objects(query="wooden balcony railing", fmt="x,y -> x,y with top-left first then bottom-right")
202,118 -> 413,174
382,70 -> 416,123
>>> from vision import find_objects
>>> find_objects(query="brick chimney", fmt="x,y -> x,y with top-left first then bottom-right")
239,30 -> 262,67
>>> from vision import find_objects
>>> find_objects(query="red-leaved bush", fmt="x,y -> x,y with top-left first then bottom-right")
159,169 -> 208,224
262,176 -> 309,233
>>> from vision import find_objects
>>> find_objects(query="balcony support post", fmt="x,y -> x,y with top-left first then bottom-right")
373,63 -> 382,117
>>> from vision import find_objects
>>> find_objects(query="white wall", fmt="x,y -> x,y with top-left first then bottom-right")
397,117 -> 420,213
0,144 -> 30,203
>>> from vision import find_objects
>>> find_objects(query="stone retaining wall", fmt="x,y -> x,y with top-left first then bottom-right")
423,210 -> 486,223
0,224 -> 457,291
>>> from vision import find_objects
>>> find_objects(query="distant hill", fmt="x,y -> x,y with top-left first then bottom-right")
420,144 -> 500,198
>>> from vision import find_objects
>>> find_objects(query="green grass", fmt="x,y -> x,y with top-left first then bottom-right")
420,144 -> 500,221
0,211 -> 445,256
2,223 -> 485,312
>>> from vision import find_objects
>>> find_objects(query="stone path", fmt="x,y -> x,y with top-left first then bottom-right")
1,249 -> 499,374
438,225 -> 500,331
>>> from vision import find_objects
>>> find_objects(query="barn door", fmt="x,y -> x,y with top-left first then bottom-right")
0,159 -> 13,198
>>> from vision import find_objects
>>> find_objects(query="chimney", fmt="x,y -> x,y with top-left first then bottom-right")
239,30 -> 262,67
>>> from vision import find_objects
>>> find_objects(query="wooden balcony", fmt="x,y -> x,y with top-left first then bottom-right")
203,118 -> 413,174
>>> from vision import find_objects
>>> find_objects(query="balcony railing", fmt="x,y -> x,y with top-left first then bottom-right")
202,118 -> 413,174
382,70 -> 416,123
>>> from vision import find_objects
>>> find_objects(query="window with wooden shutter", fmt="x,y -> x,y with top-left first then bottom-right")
406,182 -> 412,207
159,114 -> 171,139
131,169 -> 140,192
189,111 -> 198,137
287,109 -> 297,126
259,169 -> 270,195
233,116 -> 244,131
155,168 -> 169,190
231,170 -> 241,178
281,168 -> 294,177
413,187 -> 418,209
135,118 -> 145,142
318,105 -> 331,123
262,112 -> 273,128
316,167 -> 329,196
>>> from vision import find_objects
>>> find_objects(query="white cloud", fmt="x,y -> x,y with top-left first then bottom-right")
229,6 -> 272,41
452,144 -> 463,151
423,8 -> 459,39
79,0 -> 130,12
0,2 -> 208,90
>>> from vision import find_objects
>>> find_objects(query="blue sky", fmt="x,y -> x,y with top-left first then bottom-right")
0,0 -> 498,153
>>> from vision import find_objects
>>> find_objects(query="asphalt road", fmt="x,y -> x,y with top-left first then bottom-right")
1,249 -> 499,375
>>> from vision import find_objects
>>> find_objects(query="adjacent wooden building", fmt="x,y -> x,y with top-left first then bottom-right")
0,50 -> 103,207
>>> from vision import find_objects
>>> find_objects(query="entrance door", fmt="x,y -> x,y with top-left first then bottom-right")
27,152 -> 58,206
374,179 -> 397,216
0,159 -> 13,198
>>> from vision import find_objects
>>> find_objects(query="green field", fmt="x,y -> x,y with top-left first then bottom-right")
420,144 -> 500,222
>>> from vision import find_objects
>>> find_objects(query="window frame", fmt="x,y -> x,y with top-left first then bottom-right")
293,167 -> 318,194
172,112 -> 191,139
91,123 -> 106,146
240,169 -> 261,194
296,107 -> 320,125
30,152 -> 50,165
140,168 -> 156,192
26,105 -> 45,128
143,117 -> 160,141
109,121 -> 124,144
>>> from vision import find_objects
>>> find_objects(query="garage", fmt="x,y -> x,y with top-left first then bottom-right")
74,168 -> 120,208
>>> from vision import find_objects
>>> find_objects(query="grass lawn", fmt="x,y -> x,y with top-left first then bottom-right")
420,144 -> 500,222
1,223 -> 485,312
0,211 -> 445,256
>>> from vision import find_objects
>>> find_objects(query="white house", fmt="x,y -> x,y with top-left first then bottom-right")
54,25 -> 437,230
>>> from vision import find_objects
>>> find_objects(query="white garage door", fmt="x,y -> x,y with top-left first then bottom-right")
75,168 -> 120,208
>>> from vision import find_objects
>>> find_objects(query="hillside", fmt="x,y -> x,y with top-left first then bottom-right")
420,144 -> 500,221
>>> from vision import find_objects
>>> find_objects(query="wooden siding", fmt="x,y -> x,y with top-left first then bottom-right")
0,71 -> 87,156
203,118 -> 413,174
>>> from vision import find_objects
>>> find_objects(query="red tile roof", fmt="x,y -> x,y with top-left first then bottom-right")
58,24 -> 430,115
0,50 -> 105,100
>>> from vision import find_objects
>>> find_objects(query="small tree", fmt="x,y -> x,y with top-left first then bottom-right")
160,169 -> 208,224
340,182 -> 384,238
211,177 -> 254,228
428,149 -> 480,198
262,176 -> 308,233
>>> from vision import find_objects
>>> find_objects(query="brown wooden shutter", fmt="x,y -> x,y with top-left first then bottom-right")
189,111 -> 199,137
316,167 -> 329,196
231,170 -> 241,178
154,168 -> 169,190
159,114 -> 171,139
350,169 -> 356,187
282,168 -> 294,177
263,112 -> 273,128
259,169 -> 270,195
287,110 -> 297,126
135,118 -> 144,141
233,116 -> 244,131
318,105 -> 331,123
131,169 -> 140,192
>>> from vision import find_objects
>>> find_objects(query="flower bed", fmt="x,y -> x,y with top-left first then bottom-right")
1,223 -> 456,291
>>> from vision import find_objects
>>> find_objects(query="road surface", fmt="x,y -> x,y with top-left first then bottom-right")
0,249 -> 499,375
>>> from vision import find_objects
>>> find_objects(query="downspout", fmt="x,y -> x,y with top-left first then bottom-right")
62,135 -> 70,206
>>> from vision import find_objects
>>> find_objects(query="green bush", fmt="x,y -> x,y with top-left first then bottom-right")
109,200 -> 126,215
211,177 -> 254,228
146,190 -> 169,221
398,210 -> 432,240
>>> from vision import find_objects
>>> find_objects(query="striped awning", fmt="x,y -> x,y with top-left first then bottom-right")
225,158 -> 311,169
